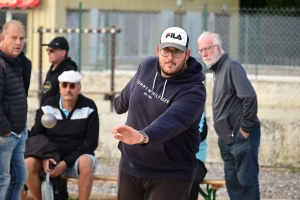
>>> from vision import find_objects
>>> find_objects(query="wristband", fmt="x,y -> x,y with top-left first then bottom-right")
139,130 -> 147,144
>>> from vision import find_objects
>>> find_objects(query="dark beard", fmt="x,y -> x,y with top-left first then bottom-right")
160,62 -> 187,77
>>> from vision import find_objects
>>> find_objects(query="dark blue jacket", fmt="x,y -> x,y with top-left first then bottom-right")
114,56 -> 206,180
0,50 -> 27,136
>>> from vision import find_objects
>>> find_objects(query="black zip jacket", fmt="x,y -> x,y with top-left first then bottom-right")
30,94 -> 99,167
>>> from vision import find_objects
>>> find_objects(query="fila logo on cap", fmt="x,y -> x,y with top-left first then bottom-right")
165,33 -> 182,40
159,27 -> 189,52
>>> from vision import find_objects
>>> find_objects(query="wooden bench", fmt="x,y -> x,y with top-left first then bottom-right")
64,175 -> 225,200
64,174 -> 118,182
199,179 -> 226,200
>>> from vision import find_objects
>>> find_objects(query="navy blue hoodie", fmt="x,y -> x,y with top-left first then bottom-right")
114,56 -> 206,180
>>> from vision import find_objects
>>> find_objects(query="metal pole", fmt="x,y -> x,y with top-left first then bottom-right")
5,10 -> 12,21
105,12 -> 110,70
110,27 -> 116,112
255,14 -> 261,78
78,2 -> 82,72
245,15 -> 249,71
176,0 -> 183,27
38,26 -> 43,103
203,4 -> 208,31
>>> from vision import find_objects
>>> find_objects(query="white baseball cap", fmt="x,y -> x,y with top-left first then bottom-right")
58,70 -> 82,83
159,27 -> 189,52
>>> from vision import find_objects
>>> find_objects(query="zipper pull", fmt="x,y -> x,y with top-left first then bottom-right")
54,185 -> 58,194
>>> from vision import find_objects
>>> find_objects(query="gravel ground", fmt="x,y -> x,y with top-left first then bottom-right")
205,163 -> 300,200
67,159 -> 300,200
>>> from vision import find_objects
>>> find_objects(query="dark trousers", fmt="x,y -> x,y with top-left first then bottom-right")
188,159 -> 207,200
118,170 -> 192,200
218,127 -> 261,200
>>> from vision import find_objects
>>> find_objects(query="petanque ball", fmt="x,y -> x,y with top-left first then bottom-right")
41,113 -> 57,128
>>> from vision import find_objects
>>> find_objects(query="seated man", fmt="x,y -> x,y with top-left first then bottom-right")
25,70 -> 99,200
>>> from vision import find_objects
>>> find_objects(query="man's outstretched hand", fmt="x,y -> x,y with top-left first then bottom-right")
112,125 -> 147,145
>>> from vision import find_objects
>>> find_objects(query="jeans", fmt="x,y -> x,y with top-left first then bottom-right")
218,126 -> 261,200
0,122 -> 28,200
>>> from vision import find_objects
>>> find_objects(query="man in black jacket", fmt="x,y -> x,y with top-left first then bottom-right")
0,25 -> 31,98
0,24 -> 32,200
0,20 -> 28,200
20,37 -> 76,200
25,37 -> 77,199
25,70 -> 99,200
40,36 -> 78,105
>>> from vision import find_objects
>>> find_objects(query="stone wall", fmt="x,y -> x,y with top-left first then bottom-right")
28,70 -> 300,168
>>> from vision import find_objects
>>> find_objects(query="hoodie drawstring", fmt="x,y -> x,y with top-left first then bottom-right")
152,72 -> 167,98
152,72 -> 158,91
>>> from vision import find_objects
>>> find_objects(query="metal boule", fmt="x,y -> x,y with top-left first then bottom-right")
41,113 -> 57,129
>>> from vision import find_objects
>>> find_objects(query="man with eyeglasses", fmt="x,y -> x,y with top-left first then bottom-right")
111,27 -> 206,200
197,32 -> 261,200
41,36 -> 78,105
24,70 -> 99,200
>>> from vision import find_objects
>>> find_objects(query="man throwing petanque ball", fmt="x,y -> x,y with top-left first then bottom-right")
24,70 -> 99,200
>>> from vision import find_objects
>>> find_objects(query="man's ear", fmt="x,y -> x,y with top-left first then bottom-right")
0,34 -> 4,42
61,50 -> 67,57
217,45 -> 222,54
185,49 -> 191,60
156,45 -> 160,56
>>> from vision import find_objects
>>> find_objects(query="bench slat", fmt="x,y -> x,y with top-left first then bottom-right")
63,174 -> 118,182
65,175 -> 225,187
200,179 -> 226,190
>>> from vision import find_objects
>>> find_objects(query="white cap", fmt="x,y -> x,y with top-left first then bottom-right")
159,27 -> 189,51
58,70 -> 82,83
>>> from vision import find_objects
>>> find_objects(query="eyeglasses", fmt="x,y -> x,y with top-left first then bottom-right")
46,48 -> 57,53
160,48 -> 184,58
61,82 -> 76,89
197,45 -> 218,54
